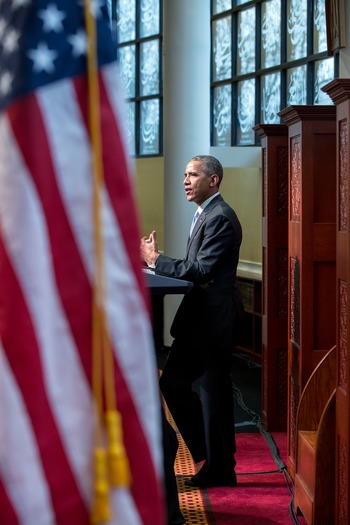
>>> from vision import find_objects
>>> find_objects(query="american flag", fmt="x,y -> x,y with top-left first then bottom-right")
0,1 -> 165,524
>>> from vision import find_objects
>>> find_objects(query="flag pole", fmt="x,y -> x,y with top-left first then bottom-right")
83,1 -> 131,523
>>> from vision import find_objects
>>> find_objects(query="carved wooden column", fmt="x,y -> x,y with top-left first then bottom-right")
278,105 -> 337,478
323,79 -> 350,525
254,124 -> 288,432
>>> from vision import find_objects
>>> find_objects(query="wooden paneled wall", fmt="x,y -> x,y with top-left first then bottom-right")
278,105 -> 337,477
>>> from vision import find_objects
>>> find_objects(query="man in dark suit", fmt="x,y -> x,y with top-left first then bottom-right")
141,155 -> 243,488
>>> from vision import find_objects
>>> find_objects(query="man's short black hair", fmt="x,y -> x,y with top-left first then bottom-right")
190,155 -> 223,187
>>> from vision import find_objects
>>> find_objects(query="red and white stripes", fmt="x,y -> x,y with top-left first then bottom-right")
0,62 -> 164,525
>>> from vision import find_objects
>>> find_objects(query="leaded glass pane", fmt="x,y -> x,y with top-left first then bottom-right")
213,84 -> 232,146
261,72 -> 280,123
261,0 -> 281,68
140,99 -> 160,155
314,58 -> 334,104
213,17 -> 232,81
237,8 -> 256,75
287,0 -> 307,61
140,0 -> 160,38
237,78 -> 255,145
213,0 -> 231,15
287,65 -> 307,105
140,40 -> 159,96
126,102 -> 136,156
116,0 -> 136,44
314,0 -> 327,54
236,0 -> 251,5
118,45 -> 136,98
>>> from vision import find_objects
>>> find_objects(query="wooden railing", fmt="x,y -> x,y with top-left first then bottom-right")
293,345 -> 336,524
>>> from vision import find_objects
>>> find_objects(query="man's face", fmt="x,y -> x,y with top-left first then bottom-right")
183,161 -> 215,206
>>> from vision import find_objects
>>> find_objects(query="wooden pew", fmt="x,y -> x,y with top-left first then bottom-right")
293,345 -> 336,524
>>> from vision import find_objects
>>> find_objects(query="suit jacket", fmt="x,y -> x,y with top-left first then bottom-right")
155,194 -> 243,351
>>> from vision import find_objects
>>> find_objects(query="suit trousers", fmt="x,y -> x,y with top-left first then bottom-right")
160,337 -> 236,475
162,407 -> 184,525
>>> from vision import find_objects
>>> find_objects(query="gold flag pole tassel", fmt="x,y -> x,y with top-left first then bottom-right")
103,316 -> 131,488
83,1 -> 131,523
91,300 -> 110,523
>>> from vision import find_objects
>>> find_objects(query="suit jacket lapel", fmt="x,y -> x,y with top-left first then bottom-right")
186,194 -> 222,253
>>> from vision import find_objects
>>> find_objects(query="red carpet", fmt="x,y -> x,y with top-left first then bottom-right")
176,431 -> 307,525
202,432 -> 295,524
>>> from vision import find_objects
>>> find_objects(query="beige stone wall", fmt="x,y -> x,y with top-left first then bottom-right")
134,157 -> 164,243
221,167 -> 262,264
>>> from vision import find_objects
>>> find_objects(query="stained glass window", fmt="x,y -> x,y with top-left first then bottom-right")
118,46 -> 136,98
314,58 -> 334,104
140,99 -> 160,155
140,0 -> 160,38
314,0 -> 328,53
261,0 -> 281,69
213,84 -> 232,146
140,40 -> 160,96
237,8 -> 256,75
116,0 -> 136,43
114,0 -> 162,156
287,66 -> 307,105
287,0 -> 307,61
126,103 -> 136,154
211,0 -> 337,146
213,0 -> 232,15
261,73 -> 281,124
213,17 -> 232,81
237,79 -> 256,145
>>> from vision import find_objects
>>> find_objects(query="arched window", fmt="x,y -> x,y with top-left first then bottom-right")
211,0 -> 338,146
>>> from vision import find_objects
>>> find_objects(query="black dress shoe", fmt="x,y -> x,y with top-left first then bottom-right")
185,468 -> 237,488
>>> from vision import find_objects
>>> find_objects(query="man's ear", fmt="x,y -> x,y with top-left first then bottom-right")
210,174 -> 218,186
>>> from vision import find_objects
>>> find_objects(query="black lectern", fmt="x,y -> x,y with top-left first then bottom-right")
145,269 -> 193,295
144,269 -> 192,525
144,269 -> 193,352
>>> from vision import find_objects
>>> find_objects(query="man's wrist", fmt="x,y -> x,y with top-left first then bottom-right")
147,252 -> 160,269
